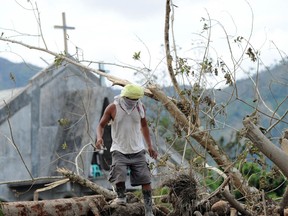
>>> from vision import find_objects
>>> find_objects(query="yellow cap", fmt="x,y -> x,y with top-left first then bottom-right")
120,84 -> 144,99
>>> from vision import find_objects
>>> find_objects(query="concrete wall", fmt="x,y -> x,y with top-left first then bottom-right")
0,61 -> 114,201
0,104 -> 32,181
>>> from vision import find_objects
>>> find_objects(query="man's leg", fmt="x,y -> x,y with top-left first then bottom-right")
109,151 -> 128,205
142,184 -> 154,216
116,181 -> 126,199
110,181 -> 127,205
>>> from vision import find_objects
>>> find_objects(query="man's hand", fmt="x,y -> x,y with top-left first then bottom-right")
148,147 -> 158,160
95,138 -> 104,150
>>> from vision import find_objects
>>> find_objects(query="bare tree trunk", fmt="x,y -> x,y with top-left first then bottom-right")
1,195 -> 167,216
243,117 -> 288,178
164,0 -> 185,100
1,195 -> 106,216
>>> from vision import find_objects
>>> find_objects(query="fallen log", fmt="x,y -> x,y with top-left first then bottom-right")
1,195 -> 106,216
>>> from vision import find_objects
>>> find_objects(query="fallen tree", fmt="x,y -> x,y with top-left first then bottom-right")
1,0 -> 287,215
1,195 -> 106,216
0,166 -> 164,215
0,194 -> 167,216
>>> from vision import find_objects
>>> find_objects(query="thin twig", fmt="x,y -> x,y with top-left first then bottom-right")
75,143 -> 93,175
33,178 -> 69,201
261,190 -> 267,216
4,101 -> 34,181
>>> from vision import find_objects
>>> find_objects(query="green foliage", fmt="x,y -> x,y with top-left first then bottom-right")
132,189 -> 143,199
159,116 -> 170,132
237,162 -> 287,199
204,171 -> 224,192
159,186 -> 169,195
246,47 -> 257,62
219,132 -> 288,200
132,187 -> 171,209
132,51 -> 141,60
54,54 -> 65,66
58,118 -> 71,127
62,142 -> 68,150
153,186 -> 169,200
175,57 -> 191,75
152,186 -> 173,210
200,58 -> 213,73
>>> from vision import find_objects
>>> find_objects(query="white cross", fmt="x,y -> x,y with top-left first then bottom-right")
54,12 -> 75,55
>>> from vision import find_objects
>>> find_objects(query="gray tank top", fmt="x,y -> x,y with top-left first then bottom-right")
110,102 -> 145,154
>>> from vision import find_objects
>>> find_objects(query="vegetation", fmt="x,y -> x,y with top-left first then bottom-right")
0,0 -> 288,215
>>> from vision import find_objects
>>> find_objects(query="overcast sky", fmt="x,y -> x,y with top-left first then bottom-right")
0,0 -> 287,86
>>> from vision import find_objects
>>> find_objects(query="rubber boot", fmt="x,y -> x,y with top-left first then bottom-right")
111,182 -> 126,205
116,183 -> 126,198
142,190 -> 154,216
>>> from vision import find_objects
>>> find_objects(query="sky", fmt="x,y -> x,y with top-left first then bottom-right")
0,0 -> 288,87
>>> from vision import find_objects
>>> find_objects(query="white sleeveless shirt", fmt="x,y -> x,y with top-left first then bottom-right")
110,101 -> 145,154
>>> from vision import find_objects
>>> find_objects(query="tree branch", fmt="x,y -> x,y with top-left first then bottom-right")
148,84 -> 258,199
242,117 -> 288,178
164,0 -> 186,101
221,188 -> 252,216
56,167 -> 116,200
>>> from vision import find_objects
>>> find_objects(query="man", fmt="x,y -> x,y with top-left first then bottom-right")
95,84 -> 158,216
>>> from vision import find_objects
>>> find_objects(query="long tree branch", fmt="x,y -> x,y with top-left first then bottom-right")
0,37 -> 125,80
148,84 -> 258,199
164,0 -> 186,101
4,101 -> 34,181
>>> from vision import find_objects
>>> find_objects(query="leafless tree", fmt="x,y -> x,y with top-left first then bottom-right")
0,0 -> 287,215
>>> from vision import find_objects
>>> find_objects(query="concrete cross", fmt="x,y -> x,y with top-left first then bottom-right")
54,12 -> 75,55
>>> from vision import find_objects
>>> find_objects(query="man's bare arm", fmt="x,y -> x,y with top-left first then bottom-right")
141,117 -> 158,159
95,104 -> 114,149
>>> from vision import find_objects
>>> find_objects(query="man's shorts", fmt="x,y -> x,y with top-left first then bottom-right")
108,150 -> 151,186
